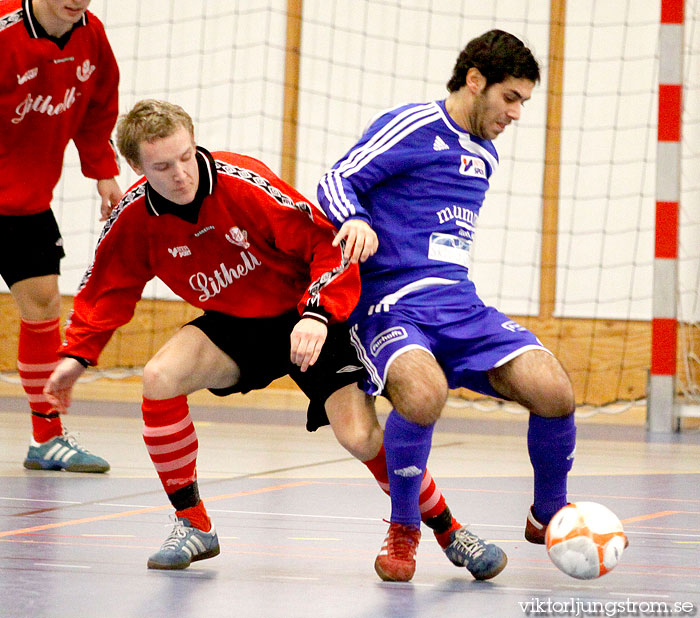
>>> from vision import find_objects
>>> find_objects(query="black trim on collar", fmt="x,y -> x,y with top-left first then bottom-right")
144,146 -> 217,224
23,0 -> 87,49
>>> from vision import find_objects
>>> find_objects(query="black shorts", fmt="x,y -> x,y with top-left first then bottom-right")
187,310 -> 366,431
0,210 -> 65,288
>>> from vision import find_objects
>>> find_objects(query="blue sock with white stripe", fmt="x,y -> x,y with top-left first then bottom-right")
528,412 -> 577,524
384,409 -> 435,527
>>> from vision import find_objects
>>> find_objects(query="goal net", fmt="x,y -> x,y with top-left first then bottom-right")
1,0 -> 698,416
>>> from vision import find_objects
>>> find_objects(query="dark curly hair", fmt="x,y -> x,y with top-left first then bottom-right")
447,29 -> 540,92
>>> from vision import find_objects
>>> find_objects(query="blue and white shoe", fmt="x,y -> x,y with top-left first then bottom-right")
443,525 -> 508,580
23,433 -> 110,473
148,517 -> 220,570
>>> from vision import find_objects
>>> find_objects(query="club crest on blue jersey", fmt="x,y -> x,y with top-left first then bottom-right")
459,155 -> 487,178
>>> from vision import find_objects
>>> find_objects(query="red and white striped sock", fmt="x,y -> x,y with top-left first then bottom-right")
142,395 -> 199,497
419,469 -> 448,520
362,443 -> 461,545
18,318 -> 62,443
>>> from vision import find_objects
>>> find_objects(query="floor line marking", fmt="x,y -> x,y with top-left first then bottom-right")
261,575 -> 320,582
609,592 -> 670,598
34,563 -> 90,569
305,483 -> 700,504
621,510 -> 681,524
0,481 -> 313,538
81,534 -> 135,538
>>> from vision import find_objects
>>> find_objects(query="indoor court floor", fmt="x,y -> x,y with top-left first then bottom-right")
1,390 -> 699,618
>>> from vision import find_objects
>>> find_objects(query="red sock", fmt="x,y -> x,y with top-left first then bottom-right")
433,521 -> 462,549
362,443 -> 390,493
142,395 -> 199,497
18,318 -> 62,442
176,501 -> 211,532
362,442 -> 461,541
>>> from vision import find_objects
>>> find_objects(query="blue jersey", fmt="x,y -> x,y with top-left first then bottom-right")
318,100 -> 499,316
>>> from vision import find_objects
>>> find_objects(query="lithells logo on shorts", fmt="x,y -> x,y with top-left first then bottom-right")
369,326 -> 408,356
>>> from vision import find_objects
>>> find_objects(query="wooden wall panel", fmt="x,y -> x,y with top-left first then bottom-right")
2,294 -> 696,406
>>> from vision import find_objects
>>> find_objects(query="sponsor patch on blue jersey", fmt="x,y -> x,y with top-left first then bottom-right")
370,326 -> 408,356
427,232 -> 471,268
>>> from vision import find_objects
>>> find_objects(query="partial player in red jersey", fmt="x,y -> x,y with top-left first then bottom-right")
0,0 -> 121,472
45,100 -> 484,577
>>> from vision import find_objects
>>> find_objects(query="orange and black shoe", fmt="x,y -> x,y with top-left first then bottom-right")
524,505 -> 548,544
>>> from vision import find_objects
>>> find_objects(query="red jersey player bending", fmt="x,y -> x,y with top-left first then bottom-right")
45,100 -> 501,578
1,0 -> 121,472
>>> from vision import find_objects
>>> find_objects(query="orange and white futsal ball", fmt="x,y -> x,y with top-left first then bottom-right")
545,502 -> 626,579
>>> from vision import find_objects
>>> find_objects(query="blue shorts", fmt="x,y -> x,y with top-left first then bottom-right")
349,280 -> 548,398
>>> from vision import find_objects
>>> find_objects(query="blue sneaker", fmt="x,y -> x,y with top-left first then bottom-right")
443,526 -> 508,580
147,517 -> 220,570
23,433 -> 110,473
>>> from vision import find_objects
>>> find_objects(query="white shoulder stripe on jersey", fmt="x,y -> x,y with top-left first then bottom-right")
338,104 -> 440,177
321,105 -> 442,223
361,101 -> 416,134
340,102 -> 436,172
340,110 -> 441,178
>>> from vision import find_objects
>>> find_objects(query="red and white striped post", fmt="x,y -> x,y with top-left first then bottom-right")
649,0 -> 683,432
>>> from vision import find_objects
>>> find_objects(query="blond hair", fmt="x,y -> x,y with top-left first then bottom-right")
116,99 -> 194,165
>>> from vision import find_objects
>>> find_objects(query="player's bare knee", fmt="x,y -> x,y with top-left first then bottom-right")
533,381 -> 575,418
385,349 -> 446,425
142,360 -> 179,399
35,294 -> 61,316
391,384 -> 447,426
18,290 -> 60,319
335,421 -> 382,461
141,361 -> 162,394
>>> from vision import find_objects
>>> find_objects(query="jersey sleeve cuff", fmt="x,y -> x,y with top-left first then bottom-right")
301,308 -> 330,324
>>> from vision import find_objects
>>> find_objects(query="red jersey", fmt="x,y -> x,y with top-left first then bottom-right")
61,148 -> 361,365
0,0 -> 120,215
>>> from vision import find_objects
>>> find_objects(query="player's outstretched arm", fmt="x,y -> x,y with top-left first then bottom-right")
334,219 -> 378,264
290,318 -> 328,372
44,358 -> 87,413
97,178 -> 123,221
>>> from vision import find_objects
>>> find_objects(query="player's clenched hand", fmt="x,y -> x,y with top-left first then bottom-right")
97,177 -> 123,221
43,357 -> 87,413
290,318 -> 328,372
333,220 -> 378,263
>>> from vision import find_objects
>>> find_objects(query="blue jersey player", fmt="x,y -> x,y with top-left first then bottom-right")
318,30 -> 577,582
